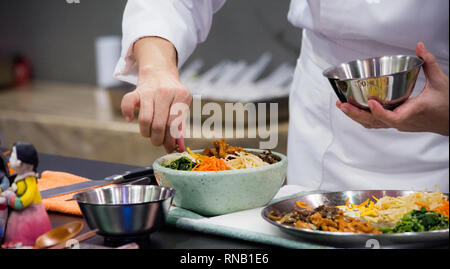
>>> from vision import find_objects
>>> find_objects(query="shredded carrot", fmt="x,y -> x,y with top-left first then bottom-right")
296,201 -> 312,210
433,200 -> 449,217
191,156 -> 231,171
414,202 -> 430,210
346,197 -> 352,209
345,197 -> 376,210
187,147 -> 210,163
358,199 -> 370,208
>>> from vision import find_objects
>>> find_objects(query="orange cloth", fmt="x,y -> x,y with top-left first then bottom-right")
37,171 -> 109,216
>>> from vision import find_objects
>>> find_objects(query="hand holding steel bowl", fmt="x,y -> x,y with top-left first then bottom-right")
323,55 -> 424,110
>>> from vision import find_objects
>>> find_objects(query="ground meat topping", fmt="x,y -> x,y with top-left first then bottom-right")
268,204 -> 381,234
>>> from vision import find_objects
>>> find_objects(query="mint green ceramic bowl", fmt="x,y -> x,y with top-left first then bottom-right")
153,149 -> 287,216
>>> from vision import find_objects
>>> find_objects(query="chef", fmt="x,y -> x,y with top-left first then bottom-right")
114,0 -> 449,192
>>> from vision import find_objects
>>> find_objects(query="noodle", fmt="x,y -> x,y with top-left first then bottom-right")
224,151 -> 269,170
339,191 -> 449,228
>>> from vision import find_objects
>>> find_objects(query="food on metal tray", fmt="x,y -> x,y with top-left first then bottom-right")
379,207 -> 449,233
337,191 -> 449,230
268,204 -> 381,234
269,190 -> 449,234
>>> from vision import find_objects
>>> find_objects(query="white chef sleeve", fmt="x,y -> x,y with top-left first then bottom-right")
114,0 -> 226,85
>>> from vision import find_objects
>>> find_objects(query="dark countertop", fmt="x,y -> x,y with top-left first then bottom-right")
37,153 -> 271,249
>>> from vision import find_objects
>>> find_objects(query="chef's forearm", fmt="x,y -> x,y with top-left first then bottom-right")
134,36 -> 180,79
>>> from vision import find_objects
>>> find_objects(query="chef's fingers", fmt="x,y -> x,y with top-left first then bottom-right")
162,105 -> 178,153
368,100 -> 401,127
340,103 -> 386,128
165,90 -> 191,152
368,99 -> 413,128
137,90 -> 154,138
162,127 -> 185,153
121,91 -> 140,122
339,103 -> 369,126
416,42 -> 445,83
151,89 -> 173,146
176,137 -> 186,153
163,128 -> 176,153
336,100 -> 342,108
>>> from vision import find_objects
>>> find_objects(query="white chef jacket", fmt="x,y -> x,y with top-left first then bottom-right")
114,0 -> 449,192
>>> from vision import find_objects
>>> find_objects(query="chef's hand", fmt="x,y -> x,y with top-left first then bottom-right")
121,37 -> 191,152
337,42 -> 449,136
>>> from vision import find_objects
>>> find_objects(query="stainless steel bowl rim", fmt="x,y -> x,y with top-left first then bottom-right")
322,55 -> 424,80
73,185 -> 176,206
75,198 -> 174,206
262,190 -> 449,236
153,148 -> 287,175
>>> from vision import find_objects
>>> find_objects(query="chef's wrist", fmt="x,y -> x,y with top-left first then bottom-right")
138,66 -> 179,82
134,36 -> 179,79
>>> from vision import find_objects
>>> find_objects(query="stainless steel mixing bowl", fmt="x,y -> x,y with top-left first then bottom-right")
73,185 -> 175,237
323,55 -> 424,110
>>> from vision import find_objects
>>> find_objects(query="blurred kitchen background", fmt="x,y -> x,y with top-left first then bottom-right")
0,0 -> 301,166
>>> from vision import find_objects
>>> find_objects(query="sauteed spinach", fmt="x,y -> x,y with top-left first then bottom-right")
380,207 -> 449,233
164,157 -> 196,171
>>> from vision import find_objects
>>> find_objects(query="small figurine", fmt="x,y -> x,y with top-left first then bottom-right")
0,142 -> 51,246
0,151 -> 10,240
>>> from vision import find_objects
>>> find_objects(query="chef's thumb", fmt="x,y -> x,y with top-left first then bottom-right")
175,136 -> 185,152
121,90 -> 140,122
416,42 -> 445,84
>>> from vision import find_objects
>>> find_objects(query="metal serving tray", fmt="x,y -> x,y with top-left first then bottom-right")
261,190 -> 449,248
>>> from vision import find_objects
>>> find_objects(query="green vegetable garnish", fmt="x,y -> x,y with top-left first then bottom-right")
380,207 -> 449,233
164,157 -> 196,171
